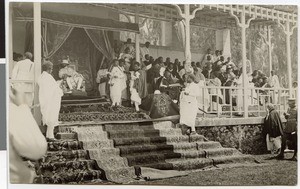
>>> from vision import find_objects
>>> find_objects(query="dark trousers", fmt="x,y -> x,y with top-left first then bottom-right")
280,132 -> 297,156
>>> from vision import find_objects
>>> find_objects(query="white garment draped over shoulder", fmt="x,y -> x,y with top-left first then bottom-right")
9,103 -> 47,184
180,82 -> 199,128
11,59 -> 34,106
109,66 -> 126,104
38,71 -> 63,127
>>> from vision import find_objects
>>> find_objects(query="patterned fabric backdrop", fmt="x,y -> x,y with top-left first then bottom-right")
51,28 -> 103,92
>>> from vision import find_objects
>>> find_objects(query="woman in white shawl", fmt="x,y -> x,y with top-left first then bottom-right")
108,59 -> 126,106
179,74 -> 199,135
38,61 -> 63,140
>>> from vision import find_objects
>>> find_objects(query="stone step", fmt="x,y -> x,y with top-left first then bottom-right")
113,135 -> 206,146
35,170 -> 104,184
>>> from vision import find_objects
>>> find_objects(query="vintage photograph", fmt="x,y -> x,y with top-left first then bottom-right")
8,2 -> 298,186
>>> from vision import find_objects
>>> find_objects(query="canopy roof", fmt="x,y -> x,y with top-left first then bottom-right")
92,4 -> 298,30
12,2 -> 140,33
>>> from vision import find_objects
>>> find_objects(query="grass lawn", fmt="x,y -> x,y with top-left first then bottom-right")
129,153 -> 297,186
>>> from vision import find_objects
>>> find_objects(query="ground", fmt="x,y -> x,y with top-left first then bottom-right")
128,153 -> 297,186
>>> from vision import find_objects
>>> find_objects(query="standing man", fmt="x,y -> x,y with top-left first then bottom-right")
11,52 -> 34,106
140,41 -> 150,61
38,61 -> 64,141
277,98 -> 297,161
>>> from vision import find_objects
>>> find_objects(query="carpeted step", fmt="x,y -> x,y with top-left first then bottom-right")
124,152 -> 182,166
107,129 -> 182,139
45,150 -> 89,161
113,135 -> 206,146
48,140 -> 83,151
211,154 -> 254,165
205,148 -> 239,158
81,140 -> 114,149
39,159 -> 99,172
35,169 -> 104,184
56,132 -> 78,140
167,158 -> 215,171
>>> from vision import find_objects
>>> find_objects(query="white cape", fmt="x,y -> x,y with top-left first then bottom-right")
38,71 -> 63,127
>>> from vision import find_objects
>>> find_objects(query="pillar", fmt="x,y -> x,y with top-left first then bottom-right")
285,21 -> 292,95
240,13 -> 248,118
135,15 -> 140,63
33,2 -> 42,124
267,26 -> 272,75
9,4 -> 13,70
184,4 -> 191,65
161,21 -> 166,46
230,5 -> 255,118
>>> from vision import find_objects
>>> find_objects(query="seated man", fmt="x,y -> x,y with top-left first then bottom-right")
156,70 -> 182,101
58,59 -> 85,92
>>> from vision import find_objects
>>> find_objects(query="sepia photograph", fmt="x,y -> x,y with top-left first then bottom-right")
7,1 -> 298,186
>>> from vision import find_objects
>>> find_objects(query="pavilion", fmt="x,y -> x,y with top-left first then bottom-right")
8,3 -> 298,125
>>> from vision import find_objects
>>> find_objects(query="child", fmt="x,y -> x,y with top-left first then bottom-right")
179,74 -> 199,135
129,62 -> 142,112
108,59 -> 125,107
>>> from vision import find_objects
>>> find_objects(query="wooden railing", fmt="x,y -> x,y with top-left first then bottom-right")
197,85 -> 295,118
9,79 -> 296,119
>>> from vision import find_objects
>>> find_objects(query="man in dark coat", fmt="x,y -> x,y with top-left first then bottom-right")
263,104 -> 284,154
277,98 -> 297,161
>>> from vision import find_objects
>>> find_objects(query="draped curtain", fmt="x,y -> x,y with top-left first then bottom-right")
174,20 -> 186,49
84,29 -> 114,61
42,22 -> 74,59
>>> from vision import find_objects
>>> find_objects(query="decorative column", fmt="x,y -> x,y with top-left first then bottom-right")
174,4 -> 204,67
278,18 -> 297,97
230,5 -> 255,118
135,14 -> 140,62
33,2 -> 42,124
267,26 -> 272,75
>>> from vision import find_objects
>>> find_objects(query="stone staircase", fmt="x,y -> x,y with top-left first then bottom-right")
35,120 -> 254,184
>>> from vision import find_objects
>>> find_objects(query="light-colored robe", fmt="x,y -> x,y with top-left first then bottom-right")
180,82 -> 199,130
109,66 -> 126,105
9,103 -> 47,184
11,59 -> 34,106
96,69 -> 108,97
38,71 -> 63,128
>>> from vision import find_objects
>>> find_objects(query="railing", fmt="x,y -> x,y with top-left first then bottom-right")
197,85 -> 296,119
9,79 -> 296,120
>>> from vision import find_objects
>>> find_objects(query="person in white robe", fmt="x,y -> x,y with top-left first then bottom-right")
269,70 -> 280,104
129,63 -> 142,112
38,61 -> 63,140
140,41 -> 150,61
58,59 -> 84,91
9,86 -> 47,184
235,71 -> 251,116
180,74 -> 199,135
119,47 -> 133,72
196,72 -> 210,113
11,52 -> 34,106
108,59 -> 126,106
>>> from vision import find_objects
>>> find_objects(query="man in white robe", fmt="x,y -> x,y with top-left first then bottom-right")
11,52 -> 34,106
9,86 -> 47,184
38,61 -> 63,140
140,41 -> 150,61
